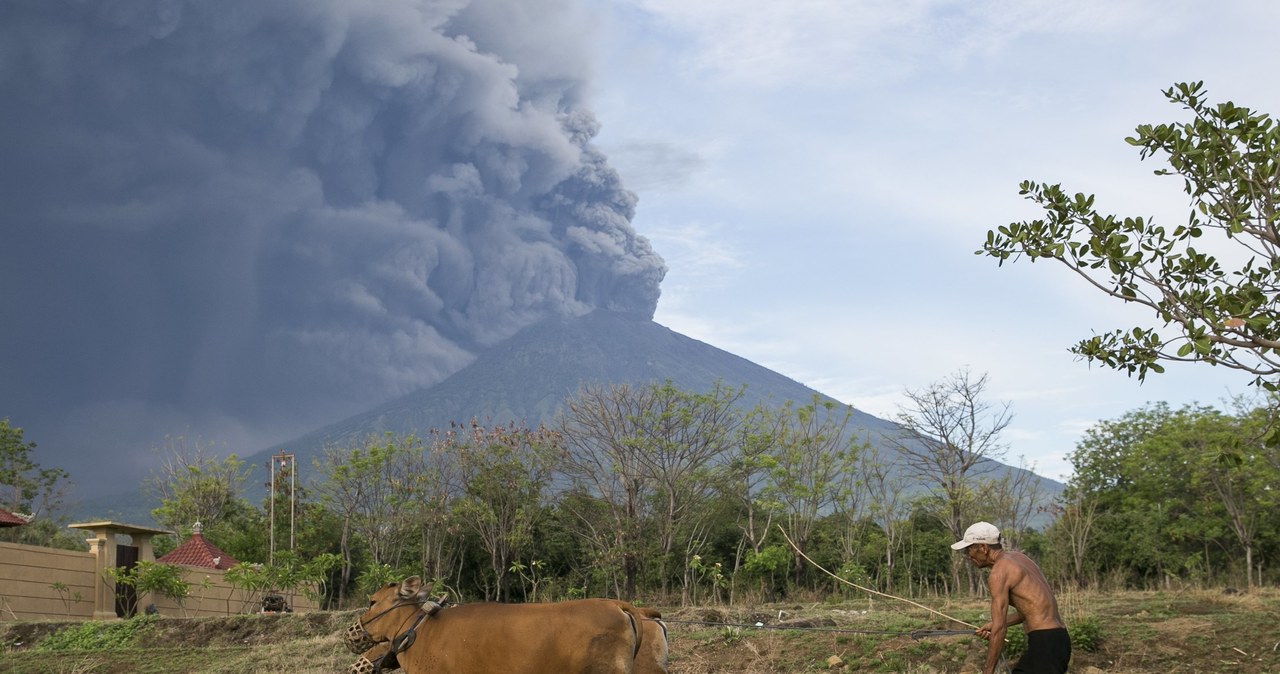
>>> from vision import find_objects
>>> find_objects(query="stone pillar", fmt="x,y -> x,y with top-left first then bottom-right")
85,531 -> 119,620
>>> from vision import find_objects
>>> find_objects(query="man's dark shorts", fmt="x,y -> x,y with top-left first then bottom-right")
1012,627 -> 1071,674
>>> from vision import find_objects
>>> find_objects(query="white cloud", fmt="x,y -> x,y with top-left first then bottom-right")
607,0 -> 1280,484
611,0 -> 1200,90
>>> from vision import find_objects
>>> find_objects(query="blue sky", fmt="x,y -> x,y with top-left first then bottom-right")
587,0 -> 1280,481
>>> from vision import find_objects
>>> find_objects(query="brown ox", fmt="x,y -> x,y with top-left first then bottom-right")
349,611 -> 667,674
347,576 -> 666,674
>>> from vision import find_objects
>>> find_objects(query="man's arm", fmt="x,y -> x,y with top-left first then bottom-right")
982,564 -> 1013,674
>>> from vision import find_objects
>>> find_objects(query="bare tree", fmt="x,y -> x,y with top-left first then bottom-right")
885,369 -> 1011,592
557,380 -> 744,601
557,382 -> 657,599
859,444 -> 910,592
979,457 -> 1047,550
1051,490 -> 1099,588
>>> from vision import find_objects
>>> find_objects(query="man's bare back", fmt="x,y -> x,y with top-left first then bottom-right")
989,550 -> 1065,633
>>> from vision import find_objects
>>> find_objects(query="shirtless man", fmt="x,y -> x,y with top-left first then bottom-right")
952,522 -> 1070,674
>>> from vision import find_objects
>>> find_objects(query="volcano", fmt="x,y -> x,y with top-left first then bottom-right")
249,311 -> 1056,494
77,311 -> 1060,521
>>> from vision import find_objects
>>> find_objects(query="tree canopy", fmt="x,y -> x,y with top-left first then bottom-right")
980,82 -> 1280,390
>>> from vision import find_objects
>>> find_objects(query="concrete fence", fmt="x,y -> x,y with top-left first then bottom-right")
0,521 -> 317,622
150,566 -> 320,617
0,541 -> 97,621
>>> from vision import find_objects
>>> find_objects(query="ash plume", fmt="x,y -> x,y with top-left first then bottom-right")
0,0 -> 665,494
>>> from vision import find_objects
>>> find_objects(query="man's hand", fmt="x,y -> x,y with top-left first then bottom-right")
975,622 -> 993,640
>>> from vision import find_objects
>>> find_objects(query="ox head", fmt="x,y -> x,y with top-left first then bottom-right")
345,576 -> 433,654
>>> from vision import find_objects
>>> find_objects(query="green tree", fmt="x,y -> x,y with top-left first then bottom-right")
451,423 -> 561,600
629,381 -> 745,602
1166,403 -> 1277,588
145,437 -> 253,537
764,395 -> 861,587
725,403 -> 787,560
0,418 -> 71,519
1066,404 -> 1187,586
858,445 -> 911,592
1062,401 -> 1280,588
980,82 -> 1280,394
312,433 -> 429,606
0,419 -> 74,547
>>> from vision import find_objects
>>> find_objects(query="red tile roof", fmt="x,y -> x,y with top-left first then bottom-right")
157,532 -> 239,570
0,507 -> 30,527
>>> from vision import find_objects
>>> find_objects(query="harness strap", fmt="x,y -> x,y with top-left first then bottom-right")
387,597 -> 450,657
391,610 -> 429,653
361,598 -> 422,628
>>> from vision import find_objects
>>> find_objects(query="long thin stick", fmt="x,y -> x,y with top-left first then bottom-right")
777,525 -> 979,629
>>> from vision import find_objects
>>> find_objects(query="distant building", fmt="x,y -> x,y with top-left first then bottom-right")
0,507 -> 31,527
157,522 -> 239,570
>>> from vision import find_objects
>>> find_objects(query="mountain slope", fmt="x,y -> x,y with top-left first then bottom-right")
263,311 -> 899,462
75,311 -> 1061,522
254,311 -> 1058,495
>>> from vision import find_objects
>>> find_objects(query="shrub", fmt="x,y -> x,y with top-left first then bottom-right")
1004,625 -> 1027,656
104,561 -> 190,616
1069,615 -> 1104,653
35,615 -> 157,652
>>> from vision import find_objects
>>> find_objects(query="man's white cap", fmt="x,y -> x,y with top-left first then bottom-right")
951,521 -> 1001,550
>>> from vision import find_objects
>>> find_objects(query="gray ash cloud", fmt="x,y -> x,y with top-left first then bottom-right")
0,0 -> 664,493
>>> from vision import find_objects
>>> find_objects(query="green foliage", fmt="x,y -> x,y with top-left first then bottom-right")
146,440 -> 253,536
836,560 -> 871,596
0,418 -> 71,546
1069,615 -> 1104,653
742,544 -> 790,577
718,625 -> 744,645
1055,400 -> 1280,588
980,82 -> 1280,390
34,615 -> 157,652
223,551 -> 342,610
1003,625 -> 1027,656
51,379 -> 1276,606
354,563 -> 403,596
105,561 -> 190,616
688,554 -> 727,604
452,423 -> 561,600
48,581 -> 83,617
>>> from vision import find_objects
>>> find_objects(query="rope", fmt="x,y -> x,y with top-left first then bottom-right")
659,618 -> 974,640
776,525 -> 1011,673
776,525 -> 980,629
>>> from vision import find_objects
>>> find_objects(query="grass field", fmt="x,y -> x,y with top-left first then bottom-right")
1,588 -> 1276,673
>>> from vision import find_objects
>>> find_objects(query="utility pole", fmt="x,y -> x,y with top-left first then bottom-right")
267,451 -> 297,566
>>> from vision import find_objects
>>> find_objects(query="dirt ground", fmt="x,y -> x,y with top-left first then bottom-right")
1,589 -> 1276,673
